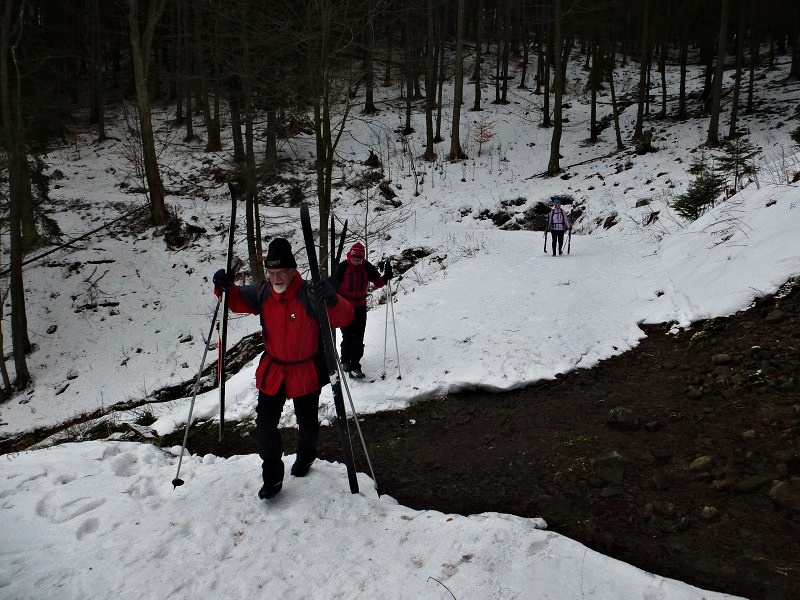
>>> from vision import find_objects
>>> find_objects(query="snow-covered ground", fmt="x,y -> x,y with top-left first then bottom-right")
1,50 -> 798,599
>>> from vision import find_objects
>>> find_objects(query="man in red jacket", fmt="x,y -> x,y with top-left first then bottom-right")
213,238 -> 353,500
331,242 -> 392,379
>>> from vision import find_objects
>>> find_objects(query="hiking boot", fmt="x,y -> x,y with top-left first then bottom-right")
348,369 -> 366,379
258,482 -> 282,500
291,458 -> 314,477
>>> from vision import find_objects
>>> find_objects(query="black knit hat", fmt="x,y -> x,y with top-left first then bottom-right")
265,238 -> 297,268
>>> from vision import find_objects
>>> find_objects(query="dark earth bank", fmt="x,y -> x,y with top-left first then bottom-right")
4,281 -> 798,600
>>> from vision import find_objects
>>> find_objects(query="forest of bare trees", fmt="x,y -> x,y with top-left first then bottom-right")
1,0 -> 799,393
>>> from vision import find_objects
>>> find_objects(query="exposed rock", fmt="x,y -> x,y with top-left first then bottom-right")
769,480 -> 800,511
606,407 -> 639,430
765,309 -> 785,323
735,473 -> 779,492
689,456 -> 714,472
711,353 -> 733,365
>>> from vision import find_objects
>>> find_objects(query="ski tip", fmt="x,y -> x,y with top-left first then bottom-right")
171,478 -> 184,489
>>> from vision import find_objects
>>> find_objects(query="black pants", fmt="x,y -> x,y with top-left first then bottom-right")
550,230 -> 565,255
340,305 -> 368,369
255,387 -> 320,486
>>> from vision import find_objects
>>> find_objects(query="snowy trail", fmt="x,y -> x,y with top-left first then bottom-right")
148,228 -> 655,435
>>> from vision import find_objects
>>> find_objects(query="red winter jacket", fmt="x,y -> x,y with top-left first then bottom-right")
331,259 -> 386,308
217,271 -> 353,398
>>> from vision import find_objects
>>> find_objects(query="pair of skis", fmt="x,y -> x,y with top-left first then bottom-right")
301,203 -> 364,494
330,213 -> 348,275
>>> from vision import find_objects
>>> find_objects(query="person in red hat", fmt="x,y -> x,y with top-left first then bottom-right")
213,237 -> 354,500
331,242 -> 393,379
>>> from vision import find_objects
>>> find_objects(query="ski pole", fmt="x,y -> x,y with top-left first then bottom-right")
218,183 -> 238,442
381,276 -> 390,380
335,342 -> 383,496
387,278 -> 401,380
172,298 -> 222,488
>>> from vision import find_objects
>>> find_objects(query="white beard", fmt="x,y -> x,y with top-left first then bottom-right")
271,281 -> 289,294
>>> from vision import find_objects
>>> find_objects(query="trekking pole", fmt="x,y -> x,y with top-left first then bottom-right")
381,279 -> 391,380
172,299 -> 222,488
543,229 -> 548,253
387,278 -> 402,380
218,184 -> 238,442
336,346 -> 383,496
568,228 -> 572,254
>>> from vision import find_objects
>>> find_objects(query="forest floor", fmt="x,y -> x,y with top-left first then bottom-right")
5,284 -> 798,599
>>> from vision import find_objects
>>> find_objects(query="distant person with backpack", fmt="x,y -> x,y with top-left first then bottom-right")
331,242 -> 392,379
212,238 -> 354,501
545,197 -> 572,256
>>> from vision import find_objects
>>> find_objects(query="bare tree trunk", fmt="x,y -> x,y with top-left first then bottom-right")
127,0 -> 168,226
424,0 -> 437,160
383,20 -> 392,86
229,89 -> 245,163
745,30 -> 758,114
448,0 -> 466,160
499,0 -> 510,104
727,0 -> 745,139
633,0 -> 649,141
89,0 -> 106,141
402,17 -> 414,133
588,39 -> 600,142
198,0 -> 221,151
434,2 -> 446,142
173,0 -> 184,125
244,107 -> 264,281
535,22 -> 544,95
0,289 -> 13,396
547,0 -> 563,175
472,0 -> 483,110
706,0 -> 729,147
519,19 -> 529,89
181,0 -> 195,142
658,25 -> 668,117
677,32 -> 688,119
607,45 -> 624,151
307,0 -> 355,277
263,109 -> 278,178
0,0 -> 31,388
363,0 -> 377,114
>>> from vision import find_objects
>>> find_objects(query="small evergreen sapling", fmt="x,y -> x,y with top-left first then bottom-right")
717,137 -> 759,193
672,153 -> 725,221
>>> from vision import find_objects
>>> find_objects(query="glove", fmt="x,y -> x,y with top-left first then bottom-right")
213,269 -> 234,291
382,261 -> 393,281
312,279 -> 338,305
